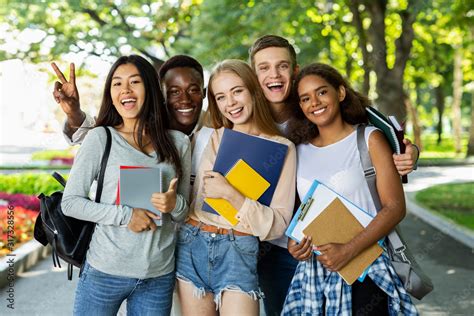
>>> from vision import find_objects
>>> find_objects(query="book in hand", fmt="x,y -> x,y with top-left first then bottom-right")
117,166 -> 162,226
202,128 -> 288,217
285,180 -> 381,284
205,159 -> 270,226
302,197 -> 383,285
366,106 -> 407,183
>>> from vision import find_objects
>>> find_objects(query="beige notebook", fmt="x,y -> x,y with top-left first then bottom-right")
303,197 -> 382,285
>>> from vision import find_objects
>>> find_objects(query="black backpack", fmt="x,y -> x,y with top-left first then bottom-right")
34,126 -> 112,280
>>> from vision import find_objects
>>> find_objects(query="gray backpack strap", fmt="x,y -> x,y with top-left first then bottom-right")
356,124 -> 381,210
356,124 -> 405,252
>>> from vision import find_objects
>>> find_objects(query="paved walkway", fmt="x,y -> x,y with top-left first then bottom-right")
0,165 -> 473,315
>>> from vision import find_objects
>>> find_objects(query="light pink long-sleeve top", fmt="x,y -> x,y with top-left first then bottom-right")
189,127 -> 296,241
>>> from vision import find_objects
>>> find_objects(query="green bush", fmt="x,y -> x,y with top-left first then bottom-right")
31,148 -> 76,161
0,173 -> 69,196
417,133 -> 468,159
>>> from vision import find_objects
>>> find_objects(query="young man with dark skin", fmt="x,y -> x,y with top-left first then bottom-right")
54,55 -> 205,144
248,35 -> 419,316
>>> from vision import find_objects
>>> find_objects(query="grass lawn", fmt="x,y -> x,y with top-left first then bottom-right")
418,133 -> 468,157
415,182 -> 474,230
408,132 -> 473,166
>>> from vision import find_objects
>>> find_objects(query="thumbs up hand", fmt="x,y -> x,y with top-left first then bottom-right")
151,178 -> 179,213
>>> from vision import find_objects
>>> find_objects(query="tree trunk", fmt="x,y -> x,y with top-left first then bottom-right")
348,0 -> 371,95
405,92 -> 422,150
467,27 -> 474,157
452,48 -> 463,153
435,85 -> 445,145
364,0 -> 418,124
374,75 -> 406,121
467,89 -> 474,156
345,55 -> 353,80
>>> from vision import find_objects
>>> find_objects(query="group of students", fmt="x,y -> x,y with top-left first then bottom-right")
53,35 -> 419,316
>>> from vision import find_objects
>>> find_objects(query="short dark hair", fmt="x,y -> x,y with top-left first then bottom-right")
288,63 -> 370,145
158,55 -> 204,83
249,35 -> 297,70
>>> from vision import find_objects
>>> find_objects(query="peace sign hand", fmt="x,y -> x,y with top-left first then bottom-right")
51,62 -> 81,117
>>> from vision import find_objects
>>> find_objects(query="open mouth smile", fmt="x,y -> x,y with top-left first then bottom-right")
228,107 -> 243,117
311,107 -> 327,115
266,82 -> 284,92
120,98 -> 137,109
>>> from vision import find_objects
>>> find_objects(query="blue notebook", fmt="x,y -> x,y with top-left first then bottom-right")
202,128 -> 289,215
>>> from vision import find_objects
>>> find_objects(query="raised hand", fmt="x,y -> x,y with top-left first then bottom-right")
51,62 -> 84,128
151,178 -> 179,213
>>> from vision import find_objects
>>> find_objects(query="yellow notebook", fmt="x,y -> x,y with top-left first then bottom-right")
205,159 -> 270,226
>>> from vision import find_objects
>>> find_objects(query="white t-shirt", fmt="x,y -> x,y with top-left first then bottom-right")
296,126 -> 378,218
191,126 -> 214,185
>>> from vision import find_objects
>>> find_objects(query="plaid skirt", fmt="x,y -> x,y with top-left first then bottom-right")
281,252 -> 418,316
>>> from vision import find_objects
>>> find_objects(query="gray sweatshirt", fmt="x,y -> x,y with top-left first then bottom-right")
62,127 -> 191,279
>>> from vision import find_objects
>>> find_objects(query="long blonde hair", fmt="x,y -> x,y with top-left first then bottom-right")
207,59 -> 281,136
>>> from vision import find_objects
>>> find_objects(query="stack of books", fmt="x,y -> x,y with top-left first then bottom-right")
286,180 -> 382,285
366,106 -> 407,183
202,128 -> 289,226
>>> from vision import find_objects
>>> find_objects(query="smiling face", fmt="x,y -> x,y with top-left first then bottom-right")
297,74 -> 346,128
253,46 -> 297,106
211,71 -> 254,130
162,67 -> 204,134
110,63 -> 145,126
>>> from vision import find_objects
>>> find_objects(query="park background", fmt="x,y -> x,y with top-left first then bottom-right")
0,0 -> 473,315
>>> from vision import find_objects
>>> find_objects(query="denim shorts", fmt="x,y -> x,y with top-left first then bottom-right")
175,223 -> 263,307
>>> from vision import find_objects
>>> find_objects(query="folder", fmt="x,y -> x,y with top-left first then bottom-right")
286,180 -> 375,241
117,166 -> 162,226
366,106 -> 407,183
286,180 -> 381,283
202,128 -> 288,216
205,159 -> 271,226
302,197 -> 383,285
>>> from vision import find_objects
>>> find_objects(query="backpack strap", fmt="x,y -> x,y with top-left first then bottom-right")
75,126 -> 112,280
95,126 -> 112,203
356,124 -> 381,210
356,124 -> 406,253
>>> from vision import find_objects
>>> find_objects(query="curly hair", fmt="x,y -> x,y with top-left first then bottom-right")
287,63 -> 370,145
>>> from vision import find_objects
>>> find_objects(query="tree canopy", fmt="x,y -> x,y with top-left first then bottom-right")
1,0 -> 473,154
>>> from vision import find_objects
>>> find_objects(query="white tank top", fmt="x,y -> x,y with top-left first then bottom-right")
296,126 -> 378,217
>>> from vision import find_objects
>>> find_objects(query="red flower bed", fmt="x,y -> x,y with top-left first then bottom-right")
50,157 -> 74,166
0,192 -> 40,212
0,205 -> 38,256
